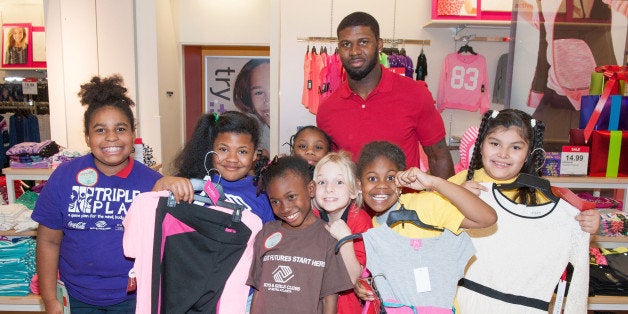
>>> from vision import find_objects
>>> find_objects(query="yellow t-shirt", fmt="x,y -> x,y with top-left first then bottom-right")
449,168 -> 550,203
372,192 -> 465,239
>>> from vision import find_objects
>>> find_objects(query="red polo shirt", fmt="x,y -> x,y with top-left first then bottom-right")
317,65 -> 445,168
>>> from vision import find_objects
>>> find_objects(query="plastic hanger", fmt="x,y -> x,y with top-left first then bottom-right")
495,173 -> 560,203
166,151 -> 243,223
386,203 -> 444,231
334,200 -> 444,254
457,43 -> 477,55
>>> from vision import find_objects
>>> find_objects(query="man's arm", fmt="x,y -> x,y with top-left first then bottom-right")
423,138 -> 454,179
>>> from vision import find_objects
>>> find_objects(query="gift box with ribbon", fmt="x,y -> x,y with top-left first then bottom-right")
580,95 -> 628,131
589,130 -> 628,177
583,65 -> 628,144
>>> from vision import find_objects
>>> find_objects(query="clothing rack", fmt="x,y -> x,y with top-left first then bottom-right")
0,101 -> 49,115
297,36 -> 430,46
454,35 -> 510,43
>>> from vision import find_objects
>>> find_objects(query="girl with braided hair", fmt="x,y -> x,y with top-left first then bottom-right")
448,109 -> 599,313
448,109 -> 599,231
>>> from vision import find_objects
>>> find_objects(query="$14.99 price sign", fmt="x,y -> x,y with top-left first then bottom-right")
560,146 -> 589,175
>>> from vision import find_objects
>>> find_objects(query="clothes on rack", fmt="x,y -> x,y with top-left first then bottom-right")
363,225 -> 474,311
456,182 -> 590,313
380,48 -> 415,78
36,114 -> 50,141
9,113 -> 39,147
123,191 -> 262,314
301,46 -> 343,115
492,53 -> 509,105
0,116 -> 8,167
437,52 -> 490,114
416,49 -> 428,81
589,246 -> 628,297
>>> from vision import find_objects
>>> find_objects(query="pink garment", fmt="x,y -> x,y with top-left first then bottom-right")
30,274 -> 39,294
384,299 -> 452,314
437,52 -> 490,114
454,126 -> 479,173
123,191 -> 262,314
308,52 -> 325,114
302,51 -> 312,110
327,53 -> 344,94
30,270 -> 60,294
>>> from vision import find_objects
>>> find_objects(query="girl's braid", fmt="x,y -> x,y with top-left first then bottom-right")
466,110 -> 494,181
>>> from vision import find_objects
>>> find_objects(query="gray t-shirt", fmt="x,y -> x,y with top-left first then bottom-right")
363,225 -> 474,309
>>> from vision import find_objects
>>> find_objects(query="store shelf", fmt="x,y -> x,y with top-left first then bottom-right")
0,294 -> 44,311
423,20 -> 511,29
545,176 -> 628,209
0,229 -> 36,237
588,294 -> 628,311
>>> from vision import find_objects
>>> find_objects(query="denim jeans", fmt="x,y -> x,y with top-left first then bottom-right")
68,294 -> 136,314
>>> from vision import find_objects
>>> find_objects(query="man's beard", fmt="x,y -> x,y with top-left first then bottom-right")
344,55 -> 378,81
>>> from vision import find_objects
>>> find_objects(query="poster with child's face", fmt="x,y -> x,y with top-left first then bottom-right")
204,56 -> 271,151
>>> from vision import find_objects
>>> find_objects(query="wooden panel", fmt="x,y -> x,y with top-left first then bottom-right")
183,45 -> 203,140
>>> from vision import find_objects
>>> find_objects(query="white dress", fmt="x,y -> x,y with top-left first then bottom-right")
456,182 -> 590,313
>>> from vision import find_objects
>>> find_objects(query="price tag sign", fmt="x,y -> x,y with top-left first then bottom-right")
22,78 -> 38,95
560,146 -> 589,175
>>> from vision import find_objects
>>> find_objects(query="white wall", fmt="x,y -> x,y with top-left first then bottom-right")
177,0 -> 270,45
45,0 -> 136,153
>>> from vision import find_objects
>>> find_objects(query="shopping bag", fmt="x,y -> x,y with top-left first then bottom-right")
589,130 -> 628,177
580,95 -> 628,130
583,66 -> 628,143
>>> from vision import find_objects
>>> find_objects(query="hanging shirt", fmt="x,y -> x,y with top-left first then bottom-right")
492,53 -> 509,105
308,51 -> 325,114
327,52 -> 344,95
379,52 -> 389,67
301,49 -> 312,111
456,183 -> 590,313
416,50 -> 428,81
436,52 -> 490,114
404,54 -> 414,78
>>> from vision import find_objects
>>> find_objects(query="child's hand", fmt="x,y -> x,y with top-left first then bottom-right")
153,176 -> 194,203
575,209 -> 601,234
461,179 -> 488,196
395,167 -> 435,191
325,219 -> 351,240
354,279 -> 375,301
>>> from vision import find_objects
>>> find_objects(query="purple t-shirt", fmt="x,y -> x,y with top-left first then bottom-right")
32,154 -> 161,306
211,174 -> 275,223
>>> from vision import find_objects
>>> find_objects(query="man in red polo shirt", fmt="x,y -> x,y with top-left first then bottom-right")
317,11 -> 454,178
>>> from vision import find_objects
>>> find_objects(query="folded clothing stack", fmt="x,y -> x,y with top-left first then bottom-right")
0,237 -> 36,296
0,204 -> 34,232
5,140 -> 60,169
598,210 -> 627,237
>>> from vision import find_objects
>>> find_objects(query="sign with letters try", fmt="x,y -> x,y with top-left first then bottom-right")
560,146 -> 589,175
